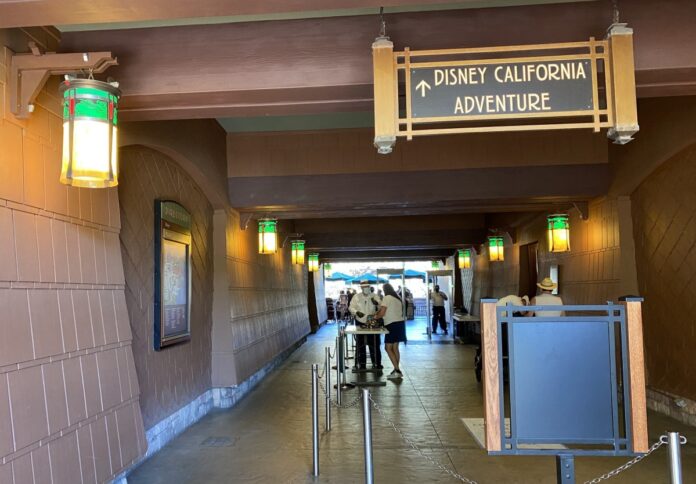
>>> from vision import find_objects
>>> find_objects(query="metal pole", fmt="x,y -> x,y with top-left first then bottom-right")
312,364 -> 319,476
555,454 -> 575,484
668,432 -> 683,484
325,347 -> 331,431
361,389 -> 374,484
335,336 -> 342,406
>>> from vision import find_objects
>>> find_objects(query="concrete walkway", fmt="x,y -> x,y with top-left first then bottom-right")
128,321 -> 694,483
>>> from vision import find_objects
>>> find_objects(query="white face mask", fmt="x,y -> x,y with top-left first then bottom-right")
362,288 -> 370,295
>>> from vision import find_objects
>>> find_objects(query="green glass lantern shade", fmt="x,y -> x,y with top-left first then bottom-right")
547,214 -> 571,252
258,219 -> 278,254
291,240 -> 305,265
458,249 -> 472,269
308,253 -> 320,272
324,263 -> 332,277
488,236 -> 505,262
60,78 -> 121,188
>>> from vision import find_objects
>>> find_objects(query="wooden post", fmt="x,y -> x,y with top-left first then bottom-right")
619,297 -> 649,453
607,24 -> 639,144
481,298 -> 501,452
372,37 -> 397,154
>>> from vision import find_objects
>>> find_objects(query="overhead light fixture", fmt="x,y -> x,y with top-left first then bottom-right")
431,260 -> 439,269
458,249 -> 472,269
308,253 -> 320,272
547,214 -> 571,253
291,240 -> 305,265
60,77 -> 121,188
488,236 -> 505,262
258,218 -> 278,254
324,263 -> 332,277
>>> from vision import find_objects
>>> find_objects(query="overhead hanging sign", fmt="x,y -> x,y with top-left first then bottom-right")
371,24 -> 639,154
409,60 -> 593,119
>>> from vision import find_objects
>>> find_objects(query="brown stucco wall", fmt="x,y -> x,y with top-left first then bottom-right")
0,32 -> 146,483
118,146 -> 214,429
631,143 -> 696,402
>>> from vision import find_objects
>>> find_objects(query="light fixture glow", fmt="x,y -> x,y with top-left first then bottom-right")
308,253 -> 320,272
258,219 -> 278,254
488,236 -> 505,262
60,78 -> 121,188
458,249 -> 472,269
291,240 -> 305,265
547,214 -> 571,253
324,263 -> 332,277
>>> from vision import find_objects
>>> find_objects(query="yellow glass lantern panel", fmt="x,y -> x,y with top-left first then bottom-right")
458,249 -> 472,269
547,214 -> 571,253
308,253 -> 319,272
291,240 -> 305,265
258,219 -> 278,254
488,236 -> 504,262
60,78 -> 121,188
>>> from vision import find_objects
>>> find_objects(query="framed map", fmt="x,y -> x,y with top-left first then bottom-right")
154,200 -> 192,350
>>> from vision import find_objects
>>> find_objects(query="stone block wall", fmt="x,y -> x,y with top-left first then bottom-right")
0,33 -> 146,483
118,146 -> 214,430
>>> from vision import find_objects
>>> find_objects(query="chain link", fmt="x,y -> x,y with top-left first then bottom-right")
583,434 -> 687,484
318,380 -> 362,408
368,393 -> 479,484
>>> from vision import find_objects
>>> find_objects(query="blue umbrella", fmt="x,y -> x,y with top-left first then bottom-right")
325,271 -> 353,282
349,273 -> 388,284
388,269 -> 426,281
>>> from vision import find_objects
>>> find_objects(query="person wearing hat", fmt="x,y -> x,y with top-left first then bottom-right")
530,277 -> 564,317
348,281 -> 383,369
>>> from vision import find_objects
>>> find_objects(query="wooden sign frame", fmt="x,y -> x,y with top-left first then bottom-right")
372,24 -> 638,153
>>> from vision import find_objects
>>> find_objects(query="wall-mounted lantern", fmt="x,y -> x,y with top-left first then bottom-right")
458,249 -> 472,269
431,260 -> 440,269
60,78 -> 121,188
308,253 -> 320,272
258,218 -> 278,254
488,236 -> 505,262
547,214 -> 571,253
324,263 -> 332,278
291,240 -> 305,265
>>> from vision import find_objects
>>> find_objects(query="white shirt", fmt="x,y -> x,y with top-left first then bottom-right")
349,292 -> 380,323
532,293 -> 564,317
431,291 -> 447,307
380,295 -> 404,325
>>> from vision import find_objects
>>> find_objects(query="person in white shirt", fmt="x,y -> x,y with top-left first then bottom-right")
373,283 -> 407,379
349,281 -> 383,369
430,285 -> 449,335
529,277 -> 564,317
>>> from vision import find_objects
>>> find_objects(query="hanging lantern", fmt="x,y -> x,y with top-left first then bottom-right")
291,240 -> 305,265
488,236 -> 505,262
547,214 -> 571,253
431,260 -> 439,269
324,263 -> 332,278
458,249 -> 472,269
60,78 -> 121,188
308,253 -> 320,272
258,219 -> 278,254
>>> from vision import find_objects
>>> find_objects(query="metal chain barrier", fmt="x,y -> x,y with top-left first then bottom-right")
584,434 -> 687,484
318,380 -> 362,408
367,393 -> 479,484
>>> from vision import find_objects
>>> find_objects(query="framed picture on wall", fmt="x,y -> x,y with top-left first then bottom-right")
154,200 -> 192,350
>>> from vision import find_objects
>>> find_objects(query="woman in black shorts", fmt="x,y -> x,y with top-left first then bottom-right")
373,283 -> 406,380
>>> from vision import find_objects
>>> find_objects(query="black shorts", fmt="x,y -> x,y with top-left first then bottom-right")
384,321 -> 406,343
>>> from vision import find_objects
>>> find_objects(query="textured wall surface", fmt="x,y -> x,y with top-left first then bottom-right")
0,34 -> 146,483
631,143 -> 696,401
225,212 -> 311,382
471,198 -> 623,312
118,146 -> 214,429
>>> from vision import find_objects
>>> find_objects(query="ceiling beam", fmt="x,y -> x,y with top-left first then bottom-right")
305,228 -> 487,251
319,248 -> 456,262
52,0 -> 696,121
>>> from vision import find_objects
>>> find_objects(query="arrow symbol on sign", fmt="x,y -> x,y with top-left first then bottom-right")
416,80 -> 431,97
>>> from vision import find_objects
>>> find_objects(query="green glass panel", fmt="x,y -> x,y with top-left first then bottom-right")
258,220 -> 277,233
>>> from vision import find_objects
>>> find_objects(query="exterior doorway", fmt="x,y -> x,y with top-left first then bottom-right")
518,242 -> 538,299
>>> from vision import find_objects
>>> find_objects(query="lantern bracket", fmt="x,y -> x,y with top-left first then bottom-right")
490,228 -> 517,244
8,44 -> 118,119
282,233 -> 304,248
239,212 -> 255,230
573,201 -> 589,220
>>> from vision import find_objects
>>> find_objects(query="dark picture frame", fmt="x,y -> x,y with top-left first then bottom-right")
154,200 -> 192,350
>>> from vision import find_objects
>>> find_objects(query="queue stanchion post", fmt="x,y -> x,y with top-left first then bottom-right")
338,328 -> 355,390
668,432 -> 684,484
335,336 -> 342,405
325,346 -> 331,431
362,388 -> 374,484
311,364 -> 319,477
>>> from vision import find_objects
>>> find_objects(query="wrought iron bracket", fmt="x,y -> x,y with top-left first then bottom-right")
9,42 -> 118,119
239,212 -> 255,231
573,201 -> 589,220
282,233 -> 304,248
